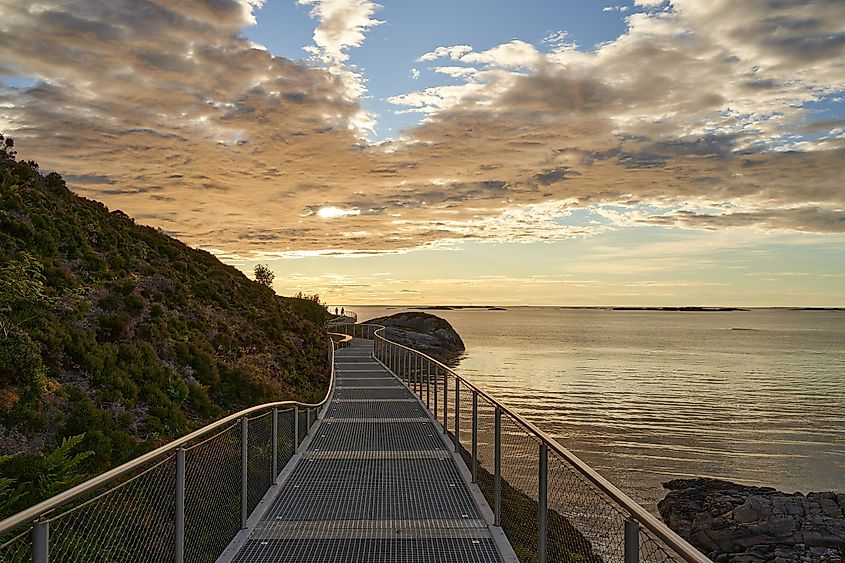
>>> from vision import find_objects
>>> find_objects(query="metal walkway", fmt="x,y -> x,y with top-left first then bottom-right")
230,339 -> 507,563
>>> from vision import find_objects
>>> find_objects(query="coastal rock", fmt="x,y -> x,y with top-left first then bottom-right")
658,478 -> 845,563
364,312 -> 466,366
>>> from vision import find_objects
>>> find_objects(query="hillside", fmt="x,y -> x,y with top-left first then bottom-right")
0,137 -> 329,517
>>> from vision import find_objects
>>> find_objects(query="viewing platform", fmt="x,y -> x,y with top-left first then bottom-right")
0,323 -> 710,563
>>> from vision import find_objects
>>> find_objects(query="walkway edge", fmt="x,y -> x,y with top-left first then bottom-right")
215,416 -> 328,563
372,354 -> 520,563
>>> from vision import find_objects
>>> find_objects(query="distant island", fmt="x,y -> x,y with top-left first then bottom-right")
611,306 -> 748,312
414,305 -> 508,311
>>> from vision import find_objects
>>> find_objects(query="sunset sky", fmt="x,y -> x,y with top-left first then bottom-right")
1,0 -> 843,305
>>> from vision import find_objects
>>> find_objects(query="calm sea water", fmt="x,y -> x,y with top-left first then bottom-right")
347,306 -> 845,512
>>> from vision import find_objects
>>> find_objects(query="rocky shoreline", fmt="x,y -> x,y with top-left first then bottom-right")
363,312 -> 466,367
659,478 -> 845,563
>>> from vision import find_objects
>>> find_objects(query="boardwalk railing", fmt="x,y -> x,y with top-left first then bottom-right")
0,333 -> 351,563
327,322 -> 710,563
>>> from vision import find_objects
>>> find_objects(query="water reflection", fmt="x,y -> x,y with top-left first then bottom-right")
354,307 -> 845,512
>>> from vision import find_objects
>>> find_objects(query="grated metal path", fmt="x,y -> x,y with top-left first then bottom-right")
233,339 -> 504,562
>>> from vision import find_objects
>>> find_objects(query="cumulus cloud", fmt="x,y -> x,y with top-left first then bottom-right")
297,0 -> 382,65
417,45 -> 473,62
388,0 -> 845,236
296,0 -> 382,127
0,0 -> 843,258
460,40 -> 544,69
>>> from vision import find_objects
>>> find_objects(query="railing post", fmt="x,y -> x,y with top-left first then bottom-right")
272,409 -> 279,485
625,519 -> 640,563
538,443 -> 548,563
414,355 -> 419,395
426,360 -> 431,409
241,417 -> 248,529
494,406 -> 502,526
175,447 -> 186,563
433,365 -> 439,418
472,390 -> 478,483
443,371 -> 449,434
32,519 -> 48,563
294,405 -> 299,447
454,378 -> 460,452
306,407 -> 313,434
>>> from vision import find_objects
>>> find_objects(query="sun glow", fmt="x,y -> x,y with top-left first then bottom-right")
317,206 -> 361,219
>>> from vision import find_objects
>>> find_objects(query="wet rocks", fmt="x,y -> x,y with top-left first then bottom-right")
658,478 -> 845,563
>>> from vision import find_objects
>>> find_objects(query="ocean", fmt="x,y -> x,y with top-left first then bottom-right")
344,306 -> 845,512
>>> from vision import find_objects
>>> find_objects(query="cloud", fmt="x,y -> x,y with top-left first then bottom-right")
433,66 -> 479,79
460,40 -> 544,69
0,0 -> 843,259
418,45 -> 473,62
297,0 -> 382,65
409,68 -> 420,80
296,0 -> 382,126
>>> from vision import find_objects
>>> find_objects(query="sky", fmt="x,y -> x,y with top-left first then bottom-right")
0,0 -> 843,306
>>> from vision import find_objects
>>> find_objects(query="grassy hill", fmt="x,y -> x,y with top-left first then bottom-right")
0,136 -> 330,517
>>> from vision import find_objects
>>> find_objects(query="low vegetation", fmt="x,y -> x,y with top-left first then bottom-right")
0,135 -> 330,518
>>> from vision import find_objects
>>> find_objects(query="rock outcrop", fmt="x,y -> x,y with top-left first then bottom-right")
658,478 -> 845,563
364,312 -> 465,366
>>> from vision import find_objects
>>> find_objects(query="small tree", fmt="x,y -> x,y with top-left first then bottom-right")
253,264 -> 274,288
0,134 -> 15,161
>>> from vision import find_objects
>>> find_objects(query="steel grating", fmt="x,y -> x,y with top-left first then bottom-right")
334,387 -> 413,399
266,458 -> 479,521
335,378 -> 404,387
233,338 -> 504,563
326,401 -> 427,419
247,518 -> 488,539
311,420 -> 445,451
234,537 -> 501,562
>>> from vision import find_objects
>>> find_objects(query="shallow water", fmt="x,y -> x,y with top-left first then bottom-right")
348,306 -> 845,512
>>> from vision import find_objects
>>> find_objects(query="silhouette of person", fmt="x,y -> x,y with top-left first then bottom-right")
341,307 -> 345,316
335,307 -> 338,315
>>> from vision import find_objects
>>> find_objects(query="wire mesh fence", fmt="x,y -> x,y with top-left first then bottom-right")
184,422 -> 243,562
48,454 -> 177,562
0,526 -> 31,563
246,412 -> 274,517
547,450 -> 627,563
499,414 -> 541,562
276,408 -> 297,471
640,523 -> 686,563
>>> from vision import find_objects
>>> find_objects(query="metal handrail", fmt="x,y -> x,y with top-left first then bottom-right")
328,321 -> 710,563
0,332 -> 344,538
